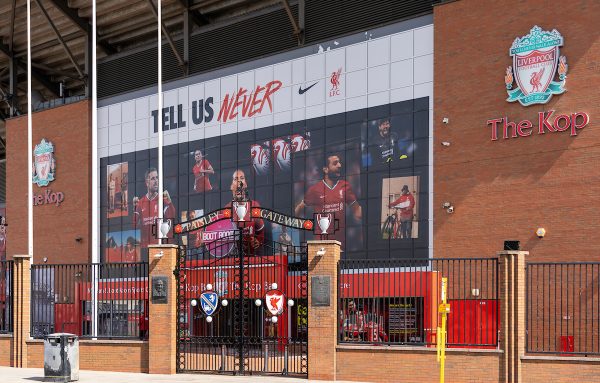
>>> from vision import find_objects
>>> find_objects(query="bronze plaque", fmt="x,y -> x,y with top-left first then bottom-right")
311,276 -> 330,307
151,276 -> 168,304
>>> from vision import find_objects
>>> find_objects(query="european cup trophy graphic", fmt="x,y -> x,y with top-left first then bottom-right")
154,217 -> 173,240
159,218 -> 172,238
233,202 -> 248,221
317,213 -> 332,235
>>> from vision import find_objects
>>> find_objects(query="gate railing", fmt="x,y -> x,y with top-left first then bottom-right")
527,262 -> 600,355
176,234 -> 309,376
0,260 -> 13,334
30,262 -> 148,339
338,258 -> 499,348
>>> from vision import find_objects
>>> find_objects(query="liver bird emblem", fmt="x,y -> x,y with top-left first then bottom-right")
530,68 -> 545,93
330,68 -> 342,90
269,296 -> 281,310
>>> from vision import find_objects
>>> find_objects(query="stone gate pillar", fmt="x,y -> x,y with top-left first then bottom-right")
307,240 -> 341,381
148,244 -> 179,374
12,255 -> 31,368
498,250 -> 528,383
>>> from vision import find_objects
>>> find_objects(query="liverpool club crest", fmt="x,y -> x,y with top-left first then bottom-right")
32,139 -> 56,187
505,26 -> 568,106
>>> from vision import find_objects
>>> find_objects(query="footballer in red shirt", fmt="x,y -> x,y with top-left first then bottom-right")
224,169 -> 265,251
388,184 -> 416,239
192,149 -> 214,193
295,154 -> 362,245
132,168 -> 176,249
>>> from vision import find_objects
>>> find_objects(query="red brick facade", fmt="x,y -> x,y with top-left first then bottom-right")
26,340 -> 149,373
337,346 -> 501,383
434,0 -> 600,261
6,101 -> 91,263
1,0 -> 600,381
0,336 -> 13,366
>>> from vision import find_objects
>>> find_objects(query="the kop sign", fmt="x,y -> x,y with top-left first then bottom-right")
486,26 -> 589,141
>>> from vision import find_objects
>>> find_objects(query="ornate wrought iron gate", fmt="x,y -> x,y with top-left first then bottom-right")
175,230 -> 308,376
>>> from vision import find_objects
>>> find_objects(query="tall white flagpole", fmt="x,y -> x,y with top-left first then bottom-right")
27,0 -> 33,260
91,0 -> 99,339
157,0 -> 164,243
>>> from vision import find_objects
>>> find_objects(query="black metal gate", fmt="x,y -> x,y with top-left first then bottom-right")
175,229 -> 308,376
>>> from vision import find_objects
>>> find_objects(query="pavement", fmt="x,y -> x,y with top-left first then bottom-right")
0,367 -> 366,383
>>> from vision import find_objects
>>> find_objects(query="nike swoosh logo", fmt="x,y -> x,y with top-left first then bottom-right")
298,82 -> 318,95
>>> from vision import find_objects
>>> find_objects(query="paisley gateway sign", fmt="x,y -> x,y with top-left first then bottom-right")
250,207 -> 313,231
174,206 -> 315,235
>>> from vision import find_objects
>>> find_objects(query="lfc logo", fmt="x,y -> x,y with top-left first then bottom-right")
329,67 -> 342,97
265,289 -> 285,316
505,26 -> 568,106
32,139 -> 56,187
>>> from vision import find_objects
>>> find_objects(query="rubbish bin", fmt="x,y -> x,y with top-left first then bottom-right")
44,333 -> 79,382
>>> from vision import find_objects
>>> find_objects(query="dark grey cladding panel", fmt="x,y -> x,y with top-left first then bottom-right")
188,7 -> 297,75
304,0 -> 438,44
98,41 -> 183,99
98,1 -> 437,99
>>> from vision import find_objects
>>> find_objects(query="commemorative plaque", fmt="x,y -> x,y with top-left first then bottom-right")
151,276 -> 168,304
311,276 -> 330,307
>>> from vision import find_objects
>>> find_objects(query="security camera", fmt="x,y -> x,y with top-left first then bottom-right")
536,228 -> 546,238
442,117 -> 449,124
447,206 -> 454,214
442,202 -> 452,209
441,141 -> 451,147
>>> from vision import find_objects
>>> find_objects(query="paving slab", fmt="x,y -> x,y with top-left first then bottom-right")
0,367 -> 366,383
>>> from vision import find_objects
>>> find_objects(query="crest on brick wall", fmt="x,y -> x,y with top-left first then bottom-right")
505,26 -> 568,106
32,139 -> 56,187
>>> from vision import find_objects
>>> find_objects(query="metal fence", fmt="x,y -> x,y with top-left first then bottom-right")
0,261 -> 13,334
30,263 -> 148,339
338,258 -> 499,348
527,262 -> 600,355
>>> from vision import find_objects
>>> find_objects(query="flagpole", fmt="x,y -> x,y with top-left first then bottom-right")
91,0 -> 99,339
157,0 -> 164,244
27,0 -> 33,261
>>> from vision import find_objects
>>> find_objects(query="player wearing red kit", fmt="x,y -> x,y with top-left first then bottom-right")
192,149 -> 214,192
295,155 -> 362,245
133,168 -> 176,250
388,184 -> 415,239
225,169 -> 265,251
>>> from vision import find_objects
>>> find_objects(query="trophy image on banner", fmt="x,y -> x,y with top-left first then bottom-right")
153,218 -> 173,239
232,201 -> 251,222
313,213 -> 338,236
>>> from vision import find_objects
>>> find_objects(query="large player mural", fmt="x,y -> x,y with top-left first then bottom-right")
99,21 -> 433,262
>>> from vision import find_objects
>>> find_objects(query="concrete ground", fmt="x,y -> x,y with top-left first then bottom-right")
0,367 -> 366,383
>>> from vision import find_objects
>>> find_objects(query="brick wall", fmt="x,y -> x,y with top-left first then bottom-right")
522,357 -> 600,383
27,340 -> 149,373
434,0 -> 600,261
0,336 -> 13,366
6,101 -> 91,264
337,346 -> 502,382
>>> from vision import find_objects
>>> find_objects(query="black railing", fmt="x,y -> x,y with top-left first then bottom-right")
30,263 -> 149,339
527,262 -> 600,355
0,261 -> 13,334
338,258 -> 499,348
